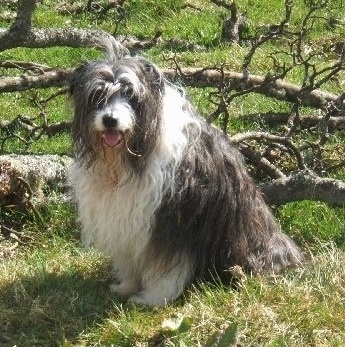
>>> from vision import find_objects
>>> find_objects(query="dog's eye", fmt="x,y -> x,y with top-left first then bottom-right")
90,88 -> 107,108
121,84 -> 134,98
119,85 -> 139,108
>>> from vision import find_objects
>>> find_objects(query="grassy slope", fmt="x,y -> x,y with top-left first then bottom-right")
0,0 -> 345,345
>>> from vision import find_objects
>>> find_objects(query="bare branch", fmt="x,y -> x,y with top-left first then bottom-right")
0,60 -> 52,72
261,172 -> 345,207
0,26 -> 123,52
162,67 -> 340,109
0,68 -> 73,92
0,0 -> 127,55
230,131 -> 306,170
45,121 -> 71,137
2,65 -> 340,112
238,144 -> 286,179
247,112 -> 345,131
2,155 -> 344,208
0,154 -> 72,202
11,0 -> 36,33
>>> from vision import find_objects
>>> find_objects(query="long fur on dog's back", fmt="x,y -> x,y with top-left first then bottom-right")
69,51 -> 303,306
148,111 -> 301,280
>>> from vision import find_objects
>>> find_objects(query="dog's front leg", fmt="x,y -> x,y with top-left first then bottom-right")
128,257 -> 194,306
109,265 -> 141,299
110,280 -> 140,298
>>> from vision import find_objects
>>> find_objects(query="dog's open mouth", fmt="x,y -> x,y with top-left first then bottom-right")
102,129 -> 123,147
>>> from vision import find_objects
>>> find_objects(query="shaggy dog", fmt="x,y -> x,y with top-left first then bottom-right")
68,50 -> 303,306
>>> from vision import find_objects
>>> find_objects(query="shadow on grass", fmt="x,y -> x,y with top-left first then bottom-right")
0,265 -> 125,346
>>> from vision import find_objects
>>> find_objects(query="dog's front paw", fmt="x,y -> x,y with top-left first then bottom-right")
128,292 -> 168,307
127,294 -> 148,306
110,280 -> 139,298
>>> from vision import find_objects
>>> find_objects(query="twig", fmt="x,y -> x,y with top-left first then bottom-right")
238,144 -> 286,179
1,224 -> 34,243
17,177 -> 45,226
0,60 -> 52,72
5,242 -> 19,251
230,131 -> 306,170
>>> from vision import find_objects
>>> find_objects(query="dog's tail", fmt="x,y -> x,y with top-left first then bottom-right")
225,185 -> 304,275
267,229 -> 304,273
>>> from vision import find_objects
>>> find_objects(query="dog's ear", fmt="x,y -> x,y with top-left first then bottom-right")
144,62 -> 160,80
69,63 -> 87,96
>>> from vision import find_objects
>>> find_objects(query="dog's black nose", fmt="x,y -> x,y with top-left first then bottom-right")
102,115 -> 118,128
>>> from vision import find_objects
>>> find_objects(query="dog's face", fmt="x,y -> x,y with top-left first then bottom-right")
69,56 -> 165,172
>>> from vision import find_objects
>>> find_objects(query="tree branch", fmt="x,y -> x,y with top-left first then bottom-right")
244,112 -> 345,130
0,0 -> 127,54
0,69 -> 74,93
162,68 -> 340,109
0,26 -> 124,52
230,131 -> 306,170
0,68 -> 73,92
0,154 -> 72,205
261,172 -> 345,207
238,144 -> 286,179
0,65 -> 341,112
10,0 -> 36,33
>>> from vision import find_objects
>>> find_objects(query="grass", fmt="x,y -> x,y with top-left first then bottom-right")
1,0 -> 345,345
279,201 -> 345,247
1,216 -> 345,345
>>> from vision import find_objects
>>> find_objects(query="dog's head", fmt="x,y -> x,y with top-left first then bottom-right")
69,55 -> 165,172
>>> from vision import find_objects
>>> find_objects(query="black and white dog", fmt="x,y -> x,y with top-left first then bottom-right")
68,49 -> 303,306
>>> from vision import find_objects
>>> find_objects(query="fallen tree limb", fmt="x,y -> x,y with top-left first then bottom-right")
161,68 -> 340,110
261,172 -> 345,207
244,113 -> 345,131
230,131 -> 305,170
0,154 -> 72,205
238,144 -> 286,179
0,68 -> 73,92
1,155 -> 344,208
0,0 -> 123,53
0,0 -> 157,53
0,66 -> 341,111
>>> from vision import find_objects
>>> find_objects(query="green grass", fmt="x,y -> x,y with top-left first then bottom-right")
279,201 -> 345,247
1,0 -> 345,345
1,214 -> 345,345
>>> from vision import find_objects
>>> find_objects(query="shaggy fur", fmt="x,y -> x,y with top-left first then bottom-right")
68,51 -> 303,306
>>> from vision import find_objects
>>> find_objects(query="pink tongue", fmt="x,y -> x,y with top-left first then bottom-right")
102,129 -> 123,147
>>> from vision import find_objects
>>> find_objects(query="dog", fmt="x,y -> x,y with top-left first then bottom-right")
68,49 -> 303,306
